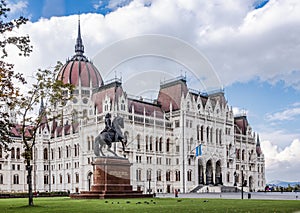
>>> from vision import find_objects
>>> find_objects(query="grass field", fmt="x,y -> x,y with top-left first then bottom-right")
0,197 -> 300,213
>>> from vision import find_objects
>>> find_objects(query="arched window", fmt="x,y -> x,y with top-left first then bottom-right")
87,136 -> 90,151
66,146 -> 69,158
67,173 -> 71,183
11,147 -> 15,159
175,170 -> 180,181
219,129 -> 222,144
242,149 -> 245,161
206,127 -> 209,143
74,144 -> 77,157
147,169 -> 152,181
59,174 -> 63,184
187,170 -> 192,181
16,148 -> 20,159
137,134 -> 141,150
145,135 -> 149,151
13,174 -> 19,184
149,136 -> 153,151
51,149 -> 54,160
75,173 -> 79,183
159,137 -> 163,152
136,169 -> 142,181
0,174 -> 3,184
52,175 -> 55,184
155,137 -> 158,152
157,170 -> 162,181
58,147 -> 61,159
43,148 -> 48,160
166,170 -> 171,181
166,138 -> 170,152
44,175 -> 49,184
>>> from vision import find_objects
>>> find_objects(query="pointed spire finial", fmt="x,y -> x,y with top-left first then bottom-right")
75,15 -> 84,56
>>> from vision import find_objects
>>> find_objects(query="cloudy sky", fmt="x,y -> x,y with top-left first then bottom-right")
4,0 -> 300,183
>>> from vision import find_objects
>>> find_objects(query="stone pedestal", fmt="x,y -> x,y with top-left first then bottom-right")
70,157 -> 153,199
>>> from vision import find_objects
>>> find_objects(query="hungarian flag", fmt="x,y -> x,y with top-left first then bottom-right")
195,144 -> 202,157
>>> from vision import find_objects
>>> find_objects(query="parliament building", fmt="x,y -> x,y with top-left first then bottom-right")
0,20 -> 265,194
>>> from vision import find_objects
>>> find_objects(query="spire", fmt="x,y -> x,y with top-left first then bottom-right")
39,98 -> 45,115
256,134 -> 260,146
75,15 -> 84,56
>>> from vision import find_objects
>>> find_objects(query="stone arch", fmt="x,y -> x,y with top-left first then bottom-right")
215,160 -> 222,185
206,159 -> 213,185
198,158 -> 204,184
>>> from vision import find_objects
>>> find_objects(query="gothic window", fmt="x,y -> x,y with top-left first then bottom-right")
87,136 -> 91,151
136,169 -> 142,181
121,100 -> 126,111
166,138 -> 170,152
155,137 -> 158,151
149,136 -> 153,151
137,134 -> 141,150
219,129 -> 222,144
159,137 -> 163,152
11,147 -> 15,159
43,148 -> 48,160
216,128 -> 219,144
166,170 -> 171,181
0,145 -> 2,158
51,149 -> 54,160
67,174 -> 71,183
75,173 -> 79,183
60,174 -> 63,184
175,170 -> 180,181
187,101 -> 190,111
66,146 -> 69,158
206,127 -> 209,143
0,174 -> 3,184
13,174 -> 19,184
145,135 -> 149,151
242,149 -> 245,161
157,170 -> 162,181
52,175 -> 55,184
187,170 -> 192,181
147,169 -> 152,181
72,110 -> 78,123
58,147 -> 61,159
44,175 -> 49,184
74,144 -> 77,157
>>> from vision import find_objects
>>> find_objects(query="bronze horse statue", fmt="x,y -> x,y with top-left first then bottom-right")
94,115 -> 126,157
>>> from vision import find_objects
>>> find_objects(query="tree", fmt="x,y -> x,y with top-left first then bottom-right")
0,0 -> 31,150
17,62 -> 73,206
0,0 -> 73,206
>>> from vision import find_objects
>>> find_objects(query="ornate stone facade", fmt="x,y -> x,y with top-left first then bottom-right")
0,21 -> 265,194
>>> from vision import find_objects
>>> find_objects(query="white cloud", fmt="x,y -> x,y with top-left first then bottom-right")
266,103 -> 300,121
7,0 -> 28,14
4,0 -> 300,183
261,139 -> 300,182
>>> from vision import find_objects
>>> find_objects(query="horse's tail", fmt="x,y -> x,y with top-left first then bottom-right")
94,134 -> 101,156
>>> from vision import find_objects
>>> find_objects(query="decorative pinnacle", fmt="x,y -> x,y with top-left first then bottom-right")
75,15 -> 84,55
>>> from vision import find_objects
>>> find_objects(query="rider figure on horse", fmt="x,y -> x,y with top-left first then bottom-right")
101,113 -> 116,147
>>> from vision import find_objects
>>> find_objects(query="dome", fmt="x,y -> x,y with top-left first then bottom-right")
57,18 -> 103,88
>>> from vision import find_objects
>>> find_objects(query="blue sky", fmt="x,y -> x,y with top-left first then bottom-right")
5,0 -> 300,182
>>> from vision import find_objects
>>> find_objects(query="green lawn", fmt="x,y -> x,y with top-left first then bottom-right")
0,197 -> 299,213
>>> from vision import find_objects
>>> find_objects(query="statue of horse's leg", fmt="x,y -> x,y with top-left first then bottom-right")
99,143 -> 105,156
107,147 -> 118,157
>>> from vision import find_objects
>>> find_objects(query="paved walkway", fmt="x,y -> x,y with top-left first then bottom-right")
156,192 -> 300,200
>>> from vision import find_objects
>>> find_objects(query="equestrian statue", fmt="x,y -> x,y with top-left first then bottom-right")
94,113 -> 127,157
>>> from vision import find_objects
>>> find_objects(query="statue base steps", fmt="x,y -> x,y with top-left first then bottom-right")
70,157 -> 153,199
